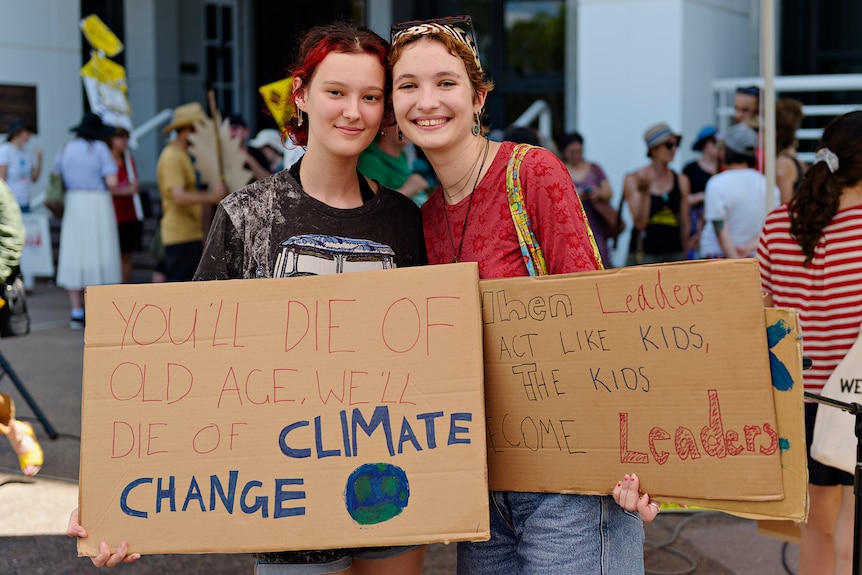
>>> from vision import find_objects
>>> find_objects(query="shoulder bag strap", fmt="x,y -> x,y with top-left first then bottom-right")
506,143 -> 547,277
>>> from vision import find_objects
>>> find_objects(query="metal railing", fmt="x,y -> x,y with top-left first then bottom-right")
511,99 -> 553,140
129,108 -> 174,149
712,74 -> 862,162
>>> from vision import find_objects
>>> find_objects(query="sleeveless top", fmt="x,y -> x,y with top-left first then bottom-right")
629,172 -> 683,255
779,152 -> 805,193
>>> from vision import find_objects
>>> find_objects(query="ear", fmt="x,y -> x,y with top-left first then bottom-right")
292,77 -> 306,113
473,90 -> 488,115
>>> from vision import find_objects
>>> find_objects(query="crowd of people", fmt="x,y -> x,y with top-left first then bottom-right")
1,12 -> 859,575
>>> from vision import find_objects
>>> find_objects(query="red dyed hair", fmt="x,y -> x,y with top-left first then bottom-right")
285,22 -> 391,147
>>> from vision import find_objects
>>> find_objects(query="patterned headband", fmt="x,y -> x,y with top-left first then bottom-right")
391,17 -> 483,73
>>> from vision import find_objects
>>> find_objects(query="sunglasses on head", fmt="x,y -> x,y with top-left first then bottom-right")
390,15 -> 481,70
391,15 -> 475,41
736,85 -> 760,97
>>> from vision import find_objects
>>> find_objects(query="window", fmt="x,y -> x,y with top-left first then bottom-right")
204,1 -> 238,114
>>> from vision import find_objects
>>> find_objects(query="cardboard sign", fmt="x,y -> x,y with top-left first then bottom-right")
480,259 -> 784,502
671,307 -> 808,520
188,117 -> 253,193
79,264 -> 489,556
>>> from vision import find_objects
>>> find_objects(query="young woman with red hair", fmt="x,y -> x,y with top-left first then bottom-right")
67,22 -> 427,575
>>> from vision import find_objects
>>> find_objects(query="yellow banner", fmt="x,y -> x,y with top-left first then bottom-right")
80,14 -> 124,57
258,78 -> 294,129
81,53 -> 127,92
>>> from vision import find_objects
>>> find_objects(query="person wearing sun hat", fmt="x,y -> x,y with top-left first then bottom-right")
157,102 -> 226,282
682,125 -> 719,259
54,111 -> 122,329
622,122 -> 691,265
642,122 -> 682,156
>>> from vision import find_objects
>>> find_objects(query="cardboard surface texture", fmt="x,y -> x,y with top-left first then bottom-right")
79,264 -> 489,556
480,259 -> 785,502
667,307 -> 808,520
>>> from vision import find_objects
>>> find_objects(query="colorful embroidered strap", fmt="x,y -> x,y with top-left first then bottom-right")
506,143 -> 548,276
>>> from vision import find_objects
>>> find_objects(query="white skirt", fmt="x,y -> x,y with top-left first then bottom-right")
56,189 -> 122,290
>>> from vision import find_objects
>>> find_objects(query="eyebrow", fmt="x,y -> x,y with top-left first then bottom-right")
318,79 -> 384,92
393,69 -> 462,84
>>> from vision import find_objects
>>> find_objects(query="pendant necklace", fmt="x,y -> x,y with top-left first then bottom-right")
445,138 -> 490,263
443,142 -> 485,201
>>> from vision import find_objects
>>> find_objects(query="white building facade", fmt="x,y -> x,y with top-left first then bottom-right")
1,0 -> 857,266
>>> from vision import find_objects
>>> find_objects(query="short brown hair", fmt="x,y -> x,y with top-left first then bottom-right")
390,33 -> 494,135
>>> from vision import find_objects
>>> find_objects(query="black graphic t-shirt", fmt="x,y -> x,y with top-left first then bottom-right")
193,168 -> 426,565
194,169 -> 426,282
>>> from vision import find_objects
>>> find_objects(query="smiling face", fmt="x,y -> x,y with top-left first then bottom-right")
294,51 -> 386,160
391,38 -> 486,155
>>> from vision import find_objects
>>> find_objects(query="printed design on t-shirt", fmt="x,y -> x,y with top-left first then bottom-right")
272,234 -> 396,277
272,233 -> 409,525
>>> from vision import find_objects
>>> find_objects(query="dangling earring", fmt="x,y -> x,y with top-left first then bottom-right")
397,128 -> 403,141
296,102 -> 303,127
472,113 -> 481,136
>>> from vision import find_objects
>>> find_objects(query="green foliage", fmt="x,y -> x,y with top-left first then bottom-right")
506,5 -> 565,75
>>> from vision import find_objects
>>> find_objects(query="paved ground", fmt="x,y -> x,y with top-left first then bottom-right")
0,276 -> 801,574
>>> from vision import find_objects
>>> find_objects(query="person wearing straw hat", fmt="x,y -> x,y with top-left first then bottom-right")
156,102 -> 226,282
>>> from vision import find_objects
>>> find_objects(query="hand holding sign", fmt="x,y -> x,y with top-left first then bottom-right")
67,508 -> 141,567
78,264 -> 489,556
613,474 -> 660,523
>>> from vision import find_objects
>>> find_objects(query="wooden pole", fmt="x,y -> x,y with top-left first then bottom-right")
762,0 -> 776,211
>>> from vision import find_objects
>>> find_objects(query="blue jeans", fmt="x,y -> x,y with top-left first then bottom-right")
457,491 -> 644,575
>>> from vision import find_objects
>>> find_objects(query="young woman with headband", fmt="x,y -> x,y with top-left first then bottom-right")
389,15 -> 656,574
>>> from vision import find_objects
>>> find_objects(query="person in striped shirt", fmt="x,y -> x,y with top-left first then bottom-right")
757,110 -> 862,575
